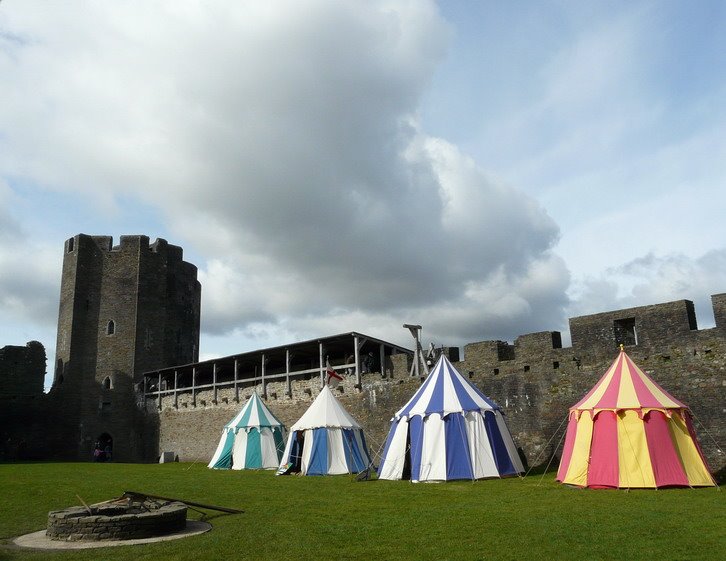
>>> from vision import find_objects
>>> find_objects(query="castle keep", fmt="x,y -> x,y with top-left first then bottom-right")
46,234 -> 199,461
0,235 -> 723,475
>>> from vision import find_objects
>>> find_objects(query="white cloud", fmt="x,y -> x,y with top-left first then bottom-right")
0,237 -> 60,329
5,1 -> 721,363
569,250 -> 726,328
0,1 -> 569,354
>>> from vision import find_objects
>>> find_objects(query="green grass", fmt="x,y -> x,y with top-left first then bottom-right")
0,463 -> 723,561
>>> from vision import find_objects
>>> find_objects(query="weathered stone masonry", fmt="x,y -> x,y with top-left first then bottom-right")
152,296 -> 725,474
0,234 -> 723,476
46,502 -> 187,541
455,296 -> 725,472
50,234 -> 200,461
0,341 -> 47,460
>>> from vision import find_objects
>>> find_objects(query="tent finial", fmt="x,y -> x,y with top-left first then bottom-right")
619,343 -> 624,352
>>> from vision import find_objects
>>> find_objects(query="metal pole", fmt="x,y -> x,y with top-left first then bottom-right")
285,349 -> 291,397
319,342 -> 324,389
234,359 -> 239,402
174,369 -> 178,409
213,362 -> 218,404
157,372 -> 162,410
261,353 -> 267,398
192,367 -> 196,407
354,335 -> 361,388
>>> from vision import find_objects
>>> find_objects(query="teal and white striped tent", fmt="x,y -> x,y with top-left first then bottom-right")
208,393 -> 286,470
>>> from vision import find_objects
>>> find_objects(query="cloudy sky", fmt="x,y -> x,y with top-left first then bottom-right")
1,1 -> 725,385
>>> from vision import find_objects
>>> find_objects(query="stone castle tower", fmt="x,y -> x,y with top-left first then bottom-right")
50,234 -> 200,461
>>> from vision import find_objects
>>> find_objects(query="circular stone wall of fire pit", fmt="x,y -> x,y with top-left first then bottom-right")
47,501 -> 187,542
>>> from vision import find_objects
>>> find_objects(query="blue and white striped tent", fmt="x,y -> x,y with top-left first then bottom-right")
378,354 -> 524,482
277,385 -> 371,476
208,393 -> 286,470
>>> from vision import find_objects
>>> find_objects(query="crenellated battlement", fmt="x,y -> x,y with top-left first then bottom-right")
712,293 -> 726,330
455,296 -> 725,367
145,293 -> 725,472
3,233 -> 723,471
48,233 -> 201,461
0,341 -> 46,399
64,234 -> 190,268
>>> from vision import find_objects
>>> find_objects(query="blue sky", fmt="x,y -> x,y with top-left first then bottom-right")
1,1 -> 724,388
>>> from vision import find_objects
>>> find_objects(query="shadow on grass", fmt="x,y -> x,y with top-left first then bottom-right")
713,465 -> 726,485
524,460 -> 560,476
187,510 -> 241,523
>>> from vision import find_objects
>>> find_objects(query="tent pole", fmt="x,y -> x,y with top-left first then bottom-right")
285,349 -> 291,397
173,370 -> 178,409
157,372 -> 162,410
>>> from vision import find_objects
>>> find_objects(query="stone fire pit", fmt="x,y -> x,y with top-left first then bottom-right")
47,499 -> 187,542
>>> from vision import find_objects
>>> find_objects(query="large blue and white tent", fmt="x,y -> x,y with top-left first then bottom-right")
377,354 -> 524,482
208,393 -> 286,470
277,385 -> 372,476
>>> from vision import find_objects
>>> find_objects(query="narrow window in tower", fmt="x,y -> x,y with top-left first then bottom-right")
67,237 -> 75,252
106,320 -> 115,335
103,376 -> 113,390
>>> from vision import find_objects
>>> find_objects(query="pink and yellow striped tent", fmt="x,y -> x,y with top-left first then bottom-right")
557,348 -> 715,488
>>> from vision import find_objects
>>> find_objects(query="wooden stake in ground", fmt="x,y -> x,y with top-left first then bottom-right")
123,491 -> 244,514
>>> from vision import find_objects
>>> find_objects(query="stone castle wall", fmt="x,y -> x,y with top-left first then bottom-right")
0,342 -> 48,460
155,354 -> 414,462
153,297 -> 725,474
0,341 -> 46,398
2,233 -> 724,476
49,234 -> 200,461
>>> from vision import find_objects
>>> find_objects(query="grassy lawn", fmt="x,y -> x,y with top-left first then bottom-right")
0,462 -> 723,561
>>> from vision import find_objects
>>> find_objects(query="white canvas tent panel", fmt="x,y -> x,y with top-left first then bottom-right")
301,433 -> 314,473
327,428 -> 349,475
231,430 -> 249,470
259,427 -> 280,467
466,412 -> 499,479
378,421 -> 408,480
291,385 -> 361,430
418,414 -> 447,481
207,431 -> 234,469
280,433 -> 294,468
